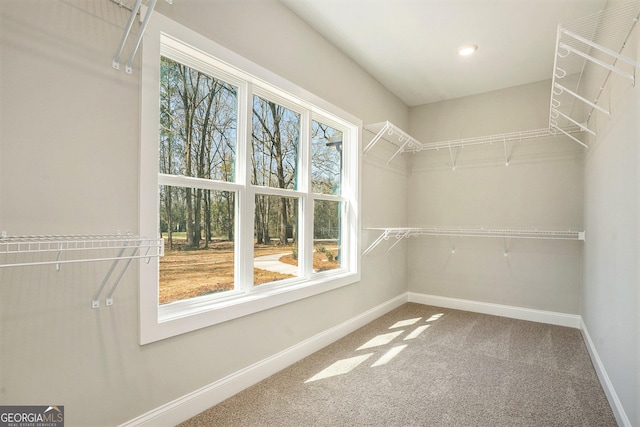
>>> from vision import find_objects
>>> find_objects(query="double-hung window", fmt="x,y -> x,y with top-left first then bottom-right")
139,14 -> 360,344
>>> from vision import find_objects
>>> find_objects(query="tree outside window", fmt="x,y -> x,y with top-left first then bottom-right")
157,57 -> 350,305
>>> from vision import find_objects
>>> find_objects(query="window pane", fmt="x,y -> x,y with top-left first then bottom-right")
160,56 -> 237,182
254,194 -> 299,285
312,121 -> 343,195
313,200 -> 342,271
251,96 -> 300,189
159,185 -> 236,304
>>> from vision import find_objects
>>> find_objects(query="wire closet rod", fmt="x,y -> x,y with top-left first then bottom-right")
0,232 -> 164,269
363,121 -> 583,165
362,227 -> 585,256
408,127 -> 582,152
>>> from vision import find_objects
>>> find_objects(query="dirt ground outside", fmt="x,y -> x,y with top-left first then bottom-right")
159,239 -> 339,305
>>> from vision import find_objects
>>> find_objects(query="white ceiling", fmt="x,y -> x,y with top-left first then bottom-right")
279,0 -> 607,106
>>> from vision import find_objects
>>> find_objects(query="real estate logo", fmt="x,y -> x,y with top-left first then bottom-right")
0,406 -> 64,427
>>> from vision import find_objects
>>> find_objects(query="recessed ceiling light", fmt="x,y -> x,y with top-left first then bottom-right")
458,44 -> 478,56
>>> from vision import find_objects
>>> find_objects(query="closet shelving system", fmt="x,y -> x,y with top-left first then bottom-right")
361,121 -> 587,255
363,227 -> 585,257
0,232 -> 164,308
363,121 -> 582,169
360,2 -> 640,256
364,4 -> 640,160
549,1 -> 640,147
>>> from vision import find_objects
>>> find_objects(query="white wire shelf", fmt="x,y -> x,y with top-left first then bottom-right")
364,121 -> 583,167
363,227 -> 585,256
549,1 -> 640,148
409,127 -> 580,152
363,121 -> 423,164
0,232 -> 164,308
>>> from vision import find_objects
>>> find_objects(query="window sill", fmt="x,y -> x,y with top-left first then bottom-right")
140,271 -> 360,344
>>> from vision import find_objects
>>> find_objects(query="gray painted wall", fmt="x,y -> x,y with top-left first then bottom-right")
582,7 -> 639,424
406,81 -> 585,314
0,1 -> 407,425
1,0 -> 638,425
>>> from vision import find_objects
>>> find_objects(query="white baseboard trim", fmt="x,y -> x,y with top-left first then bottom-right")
407,292 -> 582,328
120,293 -> 408,427
122,293 -> 628,426
580,319 -> 631,427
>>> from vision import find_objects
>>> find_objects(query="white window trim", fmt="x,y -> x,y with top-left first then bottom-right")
139,11 -> 361,345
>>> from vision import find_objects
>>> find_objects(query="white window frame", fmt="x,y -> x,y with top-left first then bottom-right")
139,11 -> 361,345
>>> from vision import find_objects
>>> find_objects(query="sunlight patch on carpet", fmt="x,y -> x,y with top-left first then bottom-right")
404,325 -> 430,340
426,313 -> 444,322
357,331 -> 404,350
389,318 -> 422,329
371,345 -> 408,367
305,354 -> 373,383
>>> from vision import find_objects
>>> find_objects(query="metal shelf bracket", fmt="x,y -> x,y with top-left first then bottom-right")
363,121 -> 422,164
112,0 -> 172,74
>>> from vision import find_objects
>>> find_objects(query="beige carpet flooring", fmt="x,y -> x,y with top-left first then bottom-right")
179,303 -> 616,426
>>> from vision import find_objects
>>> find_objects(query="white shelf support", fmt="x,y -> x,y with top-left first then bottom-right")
550,125 -> 589,149
0,233 -> 164,308
113,0 -> 142,71
124,0 -> 157,74
447,143 -> 457,170
387,229 -> 414,252
363,122 -> 391,154
502,136 -> 510,167
112,0 -> 170,74
551,108 -> 596,136
560,28 -> 640,83
503,236 -> 509,257
363,121 -> 422,163
105,247 -> 139,307
362,227 -> 585,256
387,138 -> 412,165
91,243 -> 131,309
55,242 -> 64,271
362,229 -> 392,257
553,83 -> 611,117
